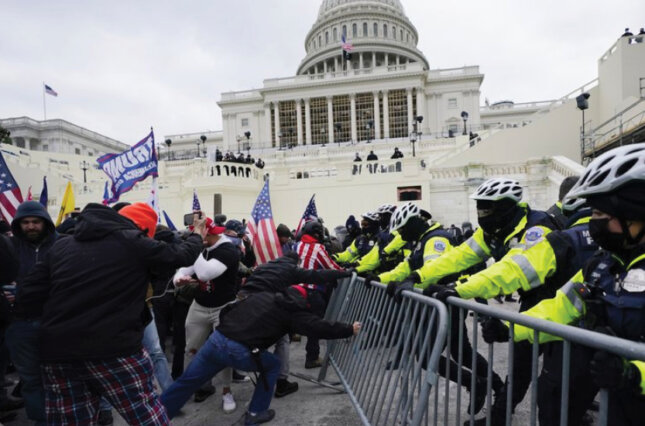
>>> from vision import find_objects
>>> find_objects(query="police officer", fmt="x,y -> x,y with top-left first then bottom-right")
438,190 -> 598,425
416,177 -> 560,419
333,212 -> 380,266
353,204 -> 407,274
493,144 -> 645,425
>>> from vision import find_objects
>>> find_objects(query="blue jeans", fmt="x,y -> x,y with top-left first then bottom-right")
6,320 -> 46,425
161,331 -> 280,418
99,319 -> 173,412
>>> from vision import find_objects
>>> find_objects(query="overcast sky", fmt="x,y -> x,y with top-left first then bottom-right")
1,0 -> 643,145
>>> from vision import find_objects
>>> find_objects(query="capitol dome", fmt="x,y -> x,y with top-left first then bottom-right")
297,0 -> 429,75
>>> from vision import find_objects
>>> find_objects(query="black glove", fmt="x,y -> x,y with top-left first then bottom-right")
363,274 -> 379,290
481,318 -> 510,344
386,278 -> 415,304
432,285 -> 459,303
422,285 -> 438,298
590,351 -> 641,392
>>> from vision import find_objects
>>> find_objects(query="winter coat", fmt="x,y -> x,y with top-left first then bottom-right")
15,203 -> 203,361
218,290 -> 353,350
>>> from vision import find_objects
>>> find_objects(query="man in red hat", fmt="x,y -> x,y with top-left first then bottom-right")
173,217 -> 240,412
15,202 -> 205,425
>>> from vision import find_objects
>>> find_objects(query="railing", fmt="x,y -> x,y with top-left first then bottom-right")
318,275 -> 645,426
584,97 -> 645,156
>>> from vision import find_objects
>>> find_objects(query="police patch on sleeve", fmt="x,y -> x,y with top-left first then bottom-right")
524,227 -> 545,248
434,240 -> 447,252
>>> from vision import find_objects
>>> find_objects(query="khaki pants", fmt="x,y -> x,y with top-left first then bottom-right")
184,300 -> 232,388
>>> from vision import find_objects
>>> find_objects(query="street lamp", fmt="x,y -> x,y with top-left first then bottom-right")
164,138 -> 172,160
576,92 -> 590,160
461,111 -> 469,136
244,131 -> 251,155
80,160 -> 89,191
409,116 -> 423,157
195,139 -> 201,158
334,122 -> 342,148
200,135 -> 207,157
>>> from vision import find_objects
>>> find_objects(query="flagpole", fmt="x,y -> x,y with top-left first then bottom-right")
42,82 -> 47,120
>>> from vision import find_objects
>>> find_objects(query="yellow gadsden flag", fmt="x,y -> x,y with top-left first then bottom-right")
55,182 -> 75,226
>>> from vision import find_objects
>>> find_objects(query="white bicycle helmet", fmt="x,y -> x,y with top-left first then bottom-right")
561,194 -> 586,213
362,211 -> 380,222
471,178 -> 523,203
377,204 -> 397,214
389,202 -> 419,231
567,143 -> 645,199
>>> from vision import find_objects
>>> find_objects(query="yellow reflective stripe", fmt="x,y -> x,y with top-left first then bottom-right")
424,254 -> 440,262
466,237 -> 487,259
348,246 -> 357,255
561,281 -> 585,314
627,253 -> 645,270
511,255 -> 540,289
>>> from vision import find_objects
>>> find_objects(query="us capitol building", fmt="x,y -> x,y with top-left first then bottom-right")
1,0 -> 644,228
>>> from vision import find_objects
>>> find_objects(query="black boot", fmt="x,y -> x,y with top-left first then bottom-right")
467,377 -> 487,416
274,378 -> 298,398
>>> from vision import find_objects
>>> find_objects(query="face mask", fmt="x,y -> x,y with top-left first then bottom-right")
588,218 -> 626,253
478,205 -> 519,236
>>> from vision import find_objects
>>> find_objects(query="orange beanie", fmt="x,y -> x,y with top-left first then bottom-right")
119,203 -> 158,238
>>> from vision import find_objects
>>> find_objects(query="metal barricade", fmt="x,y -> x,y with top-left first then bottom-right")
316,275 -> 449,426
442,296 -> 645,426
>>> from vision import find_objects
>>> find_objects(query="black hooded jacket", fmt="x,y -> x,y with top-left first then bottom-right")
218,289 -> 353,350
15,203 -> 203,361
239,254 -> 350,295
10,201 -> 58,285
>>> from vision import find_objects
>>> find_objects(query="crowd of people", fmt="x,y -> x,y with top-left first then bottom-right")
215,149 -> 265,169
0,142 -> 644,425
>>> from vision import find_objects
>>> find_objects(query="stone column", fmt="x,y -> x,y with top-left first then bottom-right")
373,92 -> 381,140
384,54 -> 389,68
323,61 -> 328,73
350,93 -> 357,142
274,102 -> 281,148
396,55 -> 400,66
304,98 -> 312,145
359,52 -> 364,70
334,57 -> 339,73
296,100 -> 303,146
407,88 -> 414,134
372,52 -> 376,68
383,91 -> 390,139
264,103 -> 272,148
327,96 -> 334,145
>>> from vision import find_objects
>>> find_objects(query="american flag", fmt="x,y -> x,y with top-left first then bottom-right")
295,195 -> 318,236
146,177 -> 161,223
0,152 -> 24,223
341,34 -> 353,52
44,84 -> 58,97
192,190 -> 201,211
247,180 -> 282,265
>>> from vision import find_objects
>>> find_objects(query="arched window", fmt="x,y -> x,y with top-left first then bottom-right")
352,23 -> 357,38
325,31 -> 329,44
363,22 -> 368,36
383,24 -> 388,38
406,33 -> 410,43
373,22 -> 378,36
333,27 -> 338,41
342,25 -> 347,38
400,29 -> 404,40
392,26 -> 396,39
313,40 -> 316,49
318,35 -> 322,47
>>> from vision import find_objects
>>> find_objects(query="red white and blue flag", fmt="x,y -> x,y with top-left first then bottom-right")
247,180 -> 282,265
295,194 -> 318,236
39,176 -> 48,207
192,190 -> 201,211
341,35 -> 353,52
102,181 -> 110,206
0,152 -> 24,223
44,84 -> 58,97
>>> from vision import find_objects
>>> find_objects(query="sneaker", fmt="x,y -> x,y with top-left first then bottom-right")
194,384 -> 216,403
244,409 -> 275,425
233,371 -> 250,383
222,392 -> 236,414
305,358 -> 322,369
274,378 -> 298,398
97,409 -> 114,426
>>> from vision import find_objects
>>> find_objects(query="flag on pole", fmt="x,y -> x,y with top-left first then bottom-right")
192,190 -> 201,211
341,34 -> 353,52
26,186 -> 33,201
102,181 -> 110,206
247,180 -> 282,265
44,84 -> 58,97
0,152 -> 24,223
147,177 -> 161,223
295,195 -> 318,236
39,176 -> 48,207
55,181 -> 75,226
163,210 -> 177,231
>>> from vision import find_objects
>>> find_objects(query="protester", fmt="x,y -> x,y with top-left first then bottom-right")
161,284 -> 360,424
14,203 -> 204,425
